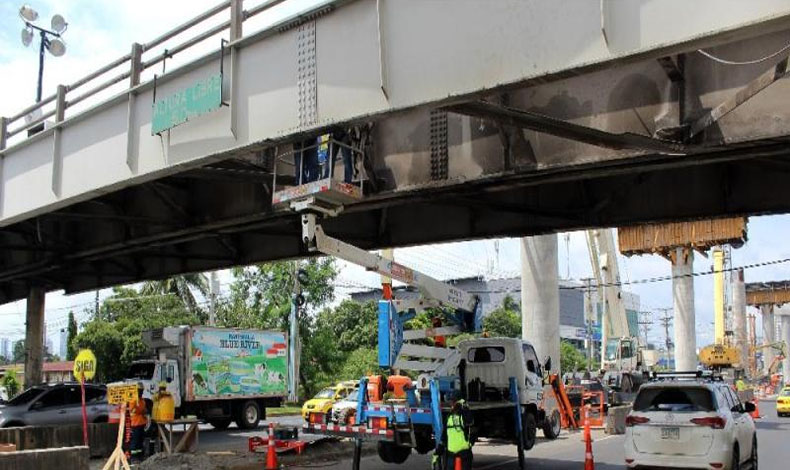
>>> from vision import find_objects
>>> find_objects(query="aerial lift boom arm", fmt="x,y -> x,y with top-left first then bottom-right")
301,213 -> 481,369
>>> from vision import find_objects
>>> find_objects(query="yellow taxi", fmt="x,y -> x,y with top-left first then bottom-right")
301,380 -> 357,421
777,386 -> 790,417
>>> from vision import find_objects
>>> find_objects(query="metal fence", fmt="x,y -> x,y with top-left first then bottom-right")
0,0 -> 293,149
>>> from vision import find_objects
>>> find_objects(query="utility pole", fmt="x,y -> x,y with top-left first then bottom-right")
581,277 -> 595,369
637,311 -> 653,348
657,308 -> 673,369
209,272 -> 220,326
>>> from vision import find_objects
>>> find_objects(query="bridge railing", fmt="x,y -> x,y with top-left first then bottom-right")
0,0 -> 290,150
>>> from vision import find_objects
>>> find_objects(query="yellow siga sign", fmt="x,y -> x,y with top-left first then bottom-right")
73,349 -> 97,381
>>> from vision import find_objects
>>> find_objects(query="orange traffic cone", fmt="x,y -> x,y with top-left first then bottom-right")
265,422 -> 279,470
454,456 -> 463,470
750,400 -> 761,420
583,406 -> 595,470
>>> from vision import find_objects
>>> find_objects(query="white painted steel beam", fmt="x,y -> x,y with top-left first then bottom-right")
2,0 -> 790,226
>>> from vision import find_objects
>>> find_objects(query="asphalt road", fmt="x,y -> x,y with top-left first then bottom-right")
191,398 -> 790,469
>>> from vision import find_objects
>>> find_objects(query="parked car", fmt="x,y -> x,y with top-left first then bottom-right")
331,388 -> 360,424
301,380 -> 357,421
624,374 -> 757,470
776,386 -> 790,417
0,383 -> 109,428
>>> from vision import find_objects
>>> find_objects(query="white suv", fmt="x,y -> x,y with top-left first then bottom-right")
624,374 -> 757,470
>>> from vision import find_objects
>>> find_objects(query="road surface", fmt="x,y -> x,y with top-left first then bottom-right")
236,399 -> 786,469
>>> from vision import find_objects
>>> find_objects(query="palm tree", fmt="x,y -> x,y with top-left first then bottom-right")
140,274 -> 209,317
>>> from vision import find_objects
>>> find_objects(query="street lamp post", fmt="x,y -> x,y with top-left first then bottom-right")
19,5 -> 68,103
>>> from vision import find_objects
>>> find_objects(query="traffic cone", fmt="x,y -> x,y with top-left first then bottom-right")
265,422 -> 279,470
583,406 -> 595,470
750,400 -> 761,420
454,456 -> 462,470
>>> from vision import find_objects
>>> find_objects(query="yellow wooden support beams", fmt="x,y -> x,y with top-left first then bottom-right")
745,282 -> 790,306
618,217 -> 747,256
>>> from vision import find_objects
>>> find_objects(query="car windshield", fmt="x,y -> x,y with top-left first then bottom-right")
7,387 -> 45,406
314,389 -> 335,399
633,386 -> 715,412
780,388 -> 790,397
128,362 -> 155,380
345,390 -> 359,402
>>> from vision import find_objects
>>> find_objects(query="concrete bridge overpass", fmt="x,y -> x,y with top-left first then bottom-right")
4,0 -> 790,380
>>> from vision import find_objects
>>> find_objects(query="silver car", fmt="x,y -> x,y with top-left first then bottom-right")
0,383 -> 109,427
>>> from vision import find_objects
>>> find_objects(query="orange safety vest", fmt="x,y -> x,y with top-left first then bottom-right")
129,399 -> 148,427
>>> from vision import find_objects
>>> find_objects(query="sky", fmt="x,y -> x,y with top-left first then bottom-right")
1,1 -> 789,358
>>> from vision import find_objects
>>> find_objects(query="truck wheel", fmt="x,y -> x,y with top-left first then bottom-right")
521,412 -> 537,451
377,442 -> 411,464
208,419 -> 232,430
236,400 -> 261,429
542,409 -> 561,440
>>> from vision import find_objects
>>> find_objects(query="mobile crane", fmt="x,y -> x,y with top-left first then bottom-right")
587,229 -> 645,398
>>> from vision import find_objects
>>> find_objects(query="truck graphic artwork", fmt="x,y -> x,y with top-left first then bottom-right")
189,328 -> 288,398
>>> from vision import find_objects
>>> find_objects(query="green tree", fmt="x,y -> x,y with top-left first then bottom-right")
12,340 -> 25,364
1,368 -> 20,398
140,274 -> 209,320
560,341 -> 587,375
483,295 -> 521,338
316,300 -> 378,353
339,348 -> 382,381
66,311 -> 78,360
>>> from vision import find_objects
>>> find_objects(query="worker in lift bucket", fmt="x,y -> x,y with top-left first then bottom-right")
127,382 -> 148,462
445,399 -> 473,470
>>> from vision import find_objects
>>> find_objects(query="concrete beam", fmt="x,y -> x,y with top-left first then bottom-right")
24,287 -> 45,386
746,281 -> 790,306
520,234 -> 560,374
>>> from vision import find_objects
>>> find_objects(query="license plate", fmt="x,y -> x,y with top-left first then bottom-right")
661,427 -> 680,440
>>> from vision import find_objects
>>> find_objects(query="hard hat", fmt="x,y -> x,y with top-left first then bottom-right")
137,382 -> 145,391
158,381 -> 167,390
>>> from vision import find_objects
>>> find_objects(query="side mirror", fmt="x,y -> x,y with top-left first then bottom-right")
743,402 -> 756,413
544,356 -> 552,373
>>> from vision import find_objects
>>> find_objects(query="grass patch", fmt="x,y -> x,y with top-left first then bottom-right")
267,405 -> 302,416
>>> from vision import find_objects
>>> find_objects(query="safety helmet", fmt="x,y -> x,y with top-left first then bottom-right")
158,381 -> 168,390
137,382 -> 145,391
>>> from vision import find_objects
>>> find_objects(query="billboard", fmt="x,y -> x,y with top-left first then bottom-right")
189,328 -> 288,399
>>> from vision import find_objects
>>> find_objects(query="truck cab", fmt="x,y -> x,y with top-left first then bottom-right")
128,358 -> 182,408
458,338 -> 545,406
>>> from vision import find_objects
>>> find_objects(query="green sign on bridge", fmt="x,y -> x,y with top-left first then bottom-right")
152,73 -> 223,135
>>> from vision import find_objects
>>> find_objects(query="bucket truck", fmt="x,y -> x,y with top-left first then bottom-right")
297,204 -> 554,469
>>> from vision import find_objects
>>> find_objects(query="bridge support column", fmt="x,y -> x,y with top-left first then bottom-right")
24,287 -> 45,386
761,305 -> 776,376
671,247 -> 696,371
781,312 -> 790,385
732,269 -> 749,375
520,234 -> 560,374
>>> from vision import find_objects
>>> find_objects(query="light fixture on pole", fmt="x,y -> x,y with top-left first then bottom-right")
18,4 -> 68,103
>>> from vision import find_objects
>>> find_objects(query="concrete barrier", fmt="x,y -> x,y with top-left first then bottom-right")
605,405 -> 630,435
0,423 -> 117,458
0,446 -> 89,470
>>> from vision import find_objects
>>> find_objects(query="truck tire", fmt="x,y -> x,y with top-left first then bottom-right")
235,400 -> 261,429
542,409 -> 561,440
377,442 -> 411,464
521,412 -> 537,451
208,419 -> 232,430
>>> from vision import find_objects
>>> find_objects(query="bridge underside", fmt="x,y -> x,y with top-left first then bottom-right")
3,1 -> 790,302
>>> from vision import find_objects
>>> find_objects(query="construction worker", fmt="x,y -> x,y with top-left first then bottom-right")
736,378 -> 748,392
127,382 -> 148,462
445,399 -> 473,470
